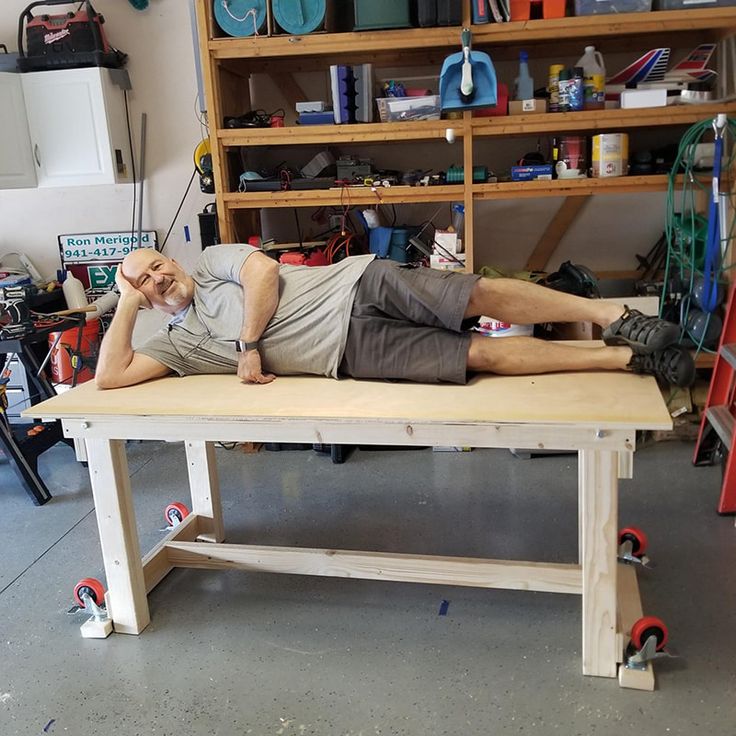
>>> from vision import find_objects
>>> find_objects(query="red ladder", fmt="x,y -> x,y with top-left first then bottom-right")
693,283 -> 736,513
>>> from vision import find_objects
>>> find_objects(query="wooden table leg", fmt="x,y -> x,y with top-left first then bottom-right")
85,438 -> 150,635
579,449 -> 618,677
185,440 -> 224,543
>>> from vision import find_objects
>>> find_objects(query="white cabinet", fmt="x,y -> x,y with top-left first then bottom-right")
0,67 -> 133,189
0,73 -> 36,189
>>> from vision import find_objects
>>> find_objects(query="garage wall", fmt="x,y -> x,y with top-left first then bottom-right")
0,0 -> 210,284
2,0 -> 671,289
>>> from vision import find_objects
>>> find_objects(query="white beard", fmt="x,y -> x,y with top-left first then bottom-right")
163,281 -> 187,308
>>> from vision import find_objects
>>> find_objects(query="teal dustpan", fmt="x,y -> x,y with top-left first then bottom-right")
440,28 -> 497,111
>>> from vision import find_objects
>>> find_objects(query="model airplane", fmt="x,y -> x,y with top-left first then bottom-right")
606,44 -> 717,101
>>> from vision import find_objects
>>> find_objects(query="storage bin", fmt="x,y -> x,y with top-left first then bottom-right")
376,95 -> 441,122
417,0 -> 463,26
270,0 -> 354,35
511,0 -> 566,19
655,0 -> 735,8
574,0 -> 651,14
354,0 -> 411,30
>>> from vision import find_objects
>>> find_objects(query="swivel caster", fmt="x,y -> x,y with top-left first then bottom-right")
618,526 -> 652,568
164,502 -> 190,528
72,577 -> 113,639
73,577 -> 105,610
624,615 -> 675,670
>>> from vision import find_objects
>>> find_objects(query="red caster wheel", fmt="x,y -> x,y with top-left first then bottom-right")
619,526 -> 648,557
619,526 -> 648,558
74,577 -> 105,609
164,502 -> 190,526
631,615 -> 669,652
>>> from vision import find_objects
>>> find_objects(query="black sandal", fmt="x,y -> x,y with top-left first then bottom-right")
603,306 -> 679,354
628,345 -> 695,387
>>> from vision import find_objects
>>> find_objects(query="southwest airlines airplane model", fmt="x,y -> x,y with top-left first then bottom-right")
606,44 -> 717,101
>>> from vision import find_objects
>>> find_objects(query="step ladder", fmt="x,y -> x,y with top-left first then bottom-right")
693,284 -> 736,513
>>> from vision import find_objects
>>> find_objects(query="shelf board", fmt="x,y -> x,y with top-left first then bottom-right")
223,185 -> 464,209
472,102 -> 736,138
209,9 -> 736,60
219,119 -> 461,147
223,176 -> 676,208
218,103 -> 736,147
694,352 -> 716,369
473,175 -> 672,199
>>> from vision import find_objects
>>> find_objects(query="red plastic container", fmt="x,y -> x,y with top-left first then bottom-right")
510,0 -> 566,20
48,319 -> 100,385
473,83 -> 509,118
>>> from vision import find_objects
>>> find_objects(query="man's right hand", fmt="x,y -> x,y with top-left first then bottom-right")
115,265 -> 151,309
237,349 -> 276,385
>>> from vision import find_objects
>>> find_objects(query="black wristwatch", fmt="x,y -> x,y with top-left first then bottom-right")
234,339 -> 260,352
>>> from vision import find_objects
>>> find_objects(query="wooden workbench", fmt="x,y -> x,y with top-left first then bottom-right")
30,370 -> 672,688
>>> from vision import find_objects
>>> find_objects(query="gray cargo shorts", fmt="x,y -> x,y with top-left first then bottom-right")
338,260 -> 481,384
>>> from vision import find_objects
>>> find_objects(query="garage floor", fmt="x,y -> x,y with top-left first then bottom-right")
0,439 -> 734,735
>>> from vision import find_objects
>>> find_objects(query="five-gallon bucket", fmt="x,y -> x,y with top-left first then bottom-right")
48,319 -> 100,385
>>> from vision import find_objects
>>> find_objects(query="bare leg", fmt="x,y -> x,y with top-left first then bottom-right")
464,278 -> 624,328
467,334 -> 633,375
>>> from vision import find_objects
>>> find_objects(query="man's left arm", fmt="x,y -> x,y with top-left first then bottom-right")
237,251 -> 280,384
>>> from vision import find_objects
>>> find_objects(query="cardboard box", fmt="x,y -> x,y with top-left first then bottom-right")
434,230 -> 460,255
430,252 -> 465,271
509,99 -> 548,115
552,296 -> 660,341
620,88 -> 667,109
511,164 -> 553,181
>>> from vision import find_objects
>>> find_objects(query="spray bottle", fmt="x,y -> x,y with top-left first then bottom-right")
576,45 -> 606,110
514,51 -> 534,101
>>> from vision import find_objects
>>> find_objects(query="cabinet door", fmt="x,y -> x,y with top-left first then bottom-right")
0,73 -> 36,189
21,67 -> 115,187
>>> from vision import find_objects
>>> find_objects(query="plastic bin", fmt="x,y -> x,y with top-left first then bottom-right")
48,318 -> 99,385
511,0 -> 566,20
574,0 -> 651,14
354,0 -> 411,29
376,95 -> 441,122
655,0 -> 735,8
417,0 -> 463,26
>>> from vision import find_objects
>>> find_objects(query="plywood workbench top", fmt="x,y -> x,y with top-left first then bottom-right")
29,370 -> 672,431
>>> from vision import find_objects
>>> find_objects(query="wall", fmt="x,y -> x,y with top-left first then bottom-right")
2,1 -> 676,290
0,0 -> 211,339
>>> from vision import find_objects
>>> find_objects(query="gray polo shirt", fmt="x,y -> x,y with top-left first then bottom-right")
137,244 -> 374,378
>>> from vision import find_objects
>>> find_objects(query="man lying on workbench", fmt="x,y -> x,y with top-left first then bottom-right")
95,244 -> 695,390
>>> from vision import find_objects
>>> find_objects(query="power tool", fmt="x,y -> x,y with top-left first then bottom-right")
0,286 -> 35,339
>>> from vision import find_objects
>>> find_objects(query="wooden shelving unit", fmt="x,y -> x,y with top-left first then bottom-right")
195,0 -> 736,272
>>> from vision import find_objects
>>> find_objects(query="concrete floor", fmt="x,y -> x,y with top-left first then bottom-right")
0,438 -> 734,735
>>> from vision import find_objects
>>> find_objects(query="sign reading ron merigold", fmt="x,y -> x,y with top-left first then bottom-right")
59,231 -> 158,264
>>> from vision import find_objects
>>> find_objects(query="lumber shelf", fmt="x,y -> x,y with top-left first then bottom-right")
222,185 -> 464,209
473,175 -> 672,200
472,103 -> 736,138
208,8 -> 736,60
223,176 -> 684,208
219,104 -> 736,147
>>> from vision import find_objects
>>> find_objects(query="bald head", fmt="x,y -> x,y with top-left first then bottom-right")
120,249 -> 194,314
